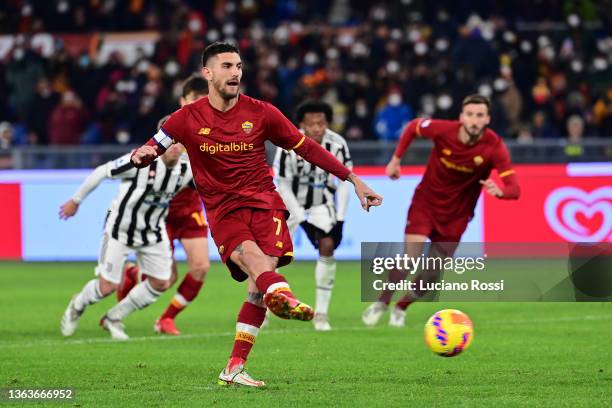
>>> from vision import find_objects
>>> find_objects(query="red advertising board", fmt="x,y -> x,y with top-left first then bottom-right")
0,183 -> 22,259
484,164 -> 611,243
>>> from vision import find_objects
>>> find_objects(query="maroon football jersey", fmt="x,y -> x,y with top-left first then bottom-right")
168,186 -> 203,217
400,119 -> 515,220
160,95 -> 305,228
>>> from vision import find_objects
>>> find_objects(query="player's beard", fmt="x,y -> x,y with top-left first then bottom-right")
213,78 -> 240,101
463,124 -> 485,142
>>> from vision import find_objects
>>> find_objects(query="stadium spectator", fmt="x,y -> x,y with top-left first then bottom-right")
0,121 -> 13,149
531,111 -> 560,139
0,0 -> 611,145
6,47 -> 45,121
566,114 -> 587,144
48,90 -> 89,145
374,90 -> 413,140
25,78 -> 59,145
593,88 -> 612,137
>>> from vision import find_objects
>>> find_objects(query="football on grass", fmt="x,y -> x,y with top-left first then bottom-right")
424,309 -> 474,357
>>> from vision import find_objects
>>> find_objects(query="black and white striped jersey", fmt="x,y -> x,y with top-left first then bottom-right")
273,129 -> 353,210
103,153 -> 193,247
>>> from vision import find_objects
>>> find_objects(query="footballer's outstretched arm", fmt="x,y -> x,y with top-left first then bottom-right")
59,153 -> 137,219
265,102 -> 382,211
293,138 -> 382,211
59,165 -> 107,219
387,119 -> 424,179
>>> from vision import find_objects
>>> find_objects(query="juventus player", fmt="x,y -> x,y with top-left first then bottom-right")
274,100 -> 352,331
59,143 -> 193,340
116,75 -> 210,336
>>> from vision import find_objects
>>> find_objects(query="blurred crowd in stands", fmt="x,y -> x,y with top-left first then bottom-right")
0,0 -> 611,151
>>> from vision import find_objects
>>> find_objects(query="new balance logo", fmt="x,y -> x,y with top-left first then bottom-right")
198,128 -> 211,135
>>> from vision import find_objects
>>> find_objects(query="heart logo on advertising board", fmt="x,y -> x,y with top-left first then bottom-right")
544,187 -> 612,242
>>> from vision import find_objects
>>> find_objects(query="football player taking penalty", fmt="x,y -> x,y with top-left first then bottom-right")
130,42 -> 382,387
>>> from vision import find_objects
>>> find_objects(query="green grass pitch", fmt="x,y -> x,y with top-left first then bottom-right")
1,261 -> 611,407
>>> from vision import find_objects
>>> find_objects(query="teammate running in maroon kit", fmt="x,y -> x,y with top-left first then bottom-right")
130,42 -> 382,387
362,94 -> 520,327
117,75 -> 210,336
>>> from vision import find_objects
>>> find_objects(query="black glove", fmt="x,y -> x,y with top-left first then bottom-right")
300,220 -> 321,248
330,220 -> 344,249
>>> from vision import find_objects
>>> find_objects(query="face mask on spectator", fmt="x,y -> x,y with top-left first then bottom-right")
165,61 -> 179,77
304,52 -> 318,66
388,93 -> 402,106
437,94 -> 453,110
13,48 -> 25,61
137,60 -> 150,74
189,19 -> 202,32
356,102 -> 368,117
478,84 -> 493,98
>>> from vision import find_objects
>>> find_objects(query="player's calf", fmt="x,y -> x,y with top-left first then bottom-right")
156,271 -> 205,335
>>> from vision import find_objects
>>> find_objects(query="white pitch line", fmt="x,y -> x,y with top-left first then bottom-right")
0,314 -> 610,350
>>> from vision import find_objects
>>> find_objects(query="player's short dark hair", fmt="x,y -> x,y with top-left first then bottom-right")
201,42 -> 240,67
295,100 -> 333,123
182,75 -> 207,98
462,94 -> 491,114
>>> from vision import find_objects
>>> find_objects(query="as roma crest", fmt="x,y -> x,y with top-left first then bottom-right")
241,121 -> 254,134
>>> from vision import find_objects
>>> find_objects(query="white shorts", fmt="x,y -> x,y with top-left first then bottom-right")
287,204 -> 337,236
94,233 -> 173,284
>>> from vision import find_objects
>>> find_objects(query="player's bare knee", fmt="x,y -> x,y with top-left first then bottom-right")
99,277 -> 118,295
189,263 -> 209,281
319,238 -> 335,257
148,277 -> 171,292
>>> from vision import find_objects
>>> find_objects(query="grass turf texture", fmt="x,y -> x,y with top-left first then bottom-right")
0,261 -> 611,407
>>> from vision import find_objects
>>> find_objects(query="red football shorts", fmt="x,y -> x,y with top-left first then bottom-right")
166,209 -> 209,248
210,208 -> 294,282
405,201 -> 469,244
